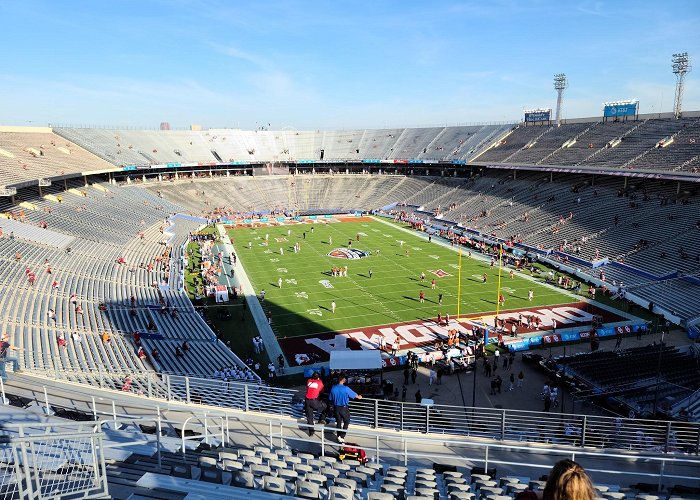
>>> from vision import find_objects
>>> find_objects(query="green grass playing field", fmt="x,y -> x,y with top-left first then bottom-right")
229,217 -> 576,338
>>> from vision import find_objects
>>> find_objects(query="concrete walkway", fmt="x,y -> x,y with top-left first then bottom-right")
215,224 -> 288,371
378,326 -> 694,417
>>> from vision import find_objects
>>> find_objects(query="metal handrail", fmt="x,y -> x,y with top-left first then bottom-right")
14,364 -> 700,456
163,405 -> 700,491
87,403 -> 700,469
13,384 -> 700,492
1,425 -> 109,499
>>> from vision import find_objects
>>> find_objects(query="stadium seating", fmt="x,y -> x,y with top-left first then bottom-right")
472,117 -> 700,171
51,124 -> 517,168
386,127 -> 443,160
423,124 -> 514,162
54,127 -> 216,166
0,182 -> 251,386
474,125 -> 553,163
142,171 -> 700,324
5,394 -> 698,500
105,442 -> 700,500
564,345 -> 700,417
116,445 -> 532,499
0,118 -> 699,398
0,172 -> 700,338
0,128 -> 115,187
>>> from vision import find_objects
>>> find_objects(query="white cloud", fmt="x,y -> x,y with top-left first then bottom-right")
209,42 -> 272,69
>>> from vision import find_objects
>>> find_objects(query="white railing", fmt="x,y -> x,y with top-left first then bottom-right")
4,377 -> 700,494
0,426 -> 108,499
84,405 -> 700,492
10,365 -> 700,457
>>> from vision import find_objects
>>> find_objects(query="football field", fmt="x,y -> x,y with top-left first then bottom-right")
229,217 -> 577,339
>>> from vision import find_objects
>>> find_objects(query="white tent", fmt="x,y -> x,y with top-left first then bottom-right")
213,285 -> 229,303
329,350 -> 382,371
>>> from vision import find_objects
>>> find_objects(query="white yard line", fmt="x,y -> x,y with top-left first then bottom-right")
371,216 -> 644,323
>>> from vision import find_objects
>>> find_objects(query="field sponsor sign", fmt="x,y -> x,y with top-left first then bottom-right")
279,302 -> 625,364
430,269 -> 452,277
327,248 -> 370,259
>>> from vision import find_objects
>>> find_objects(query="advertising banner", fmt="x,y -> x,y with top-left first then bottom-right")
604,102 -> 637,117
525,110 -> 551,122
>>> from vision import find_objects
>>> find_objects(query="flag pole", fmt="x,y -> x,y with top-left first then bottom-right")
457,247 -> 462,319
489,244 -> 504,348
495,243 -> 504,316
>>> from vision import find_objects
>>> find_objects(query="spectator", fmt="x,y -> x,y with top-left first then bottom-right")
328,374 -> 362,444
0,333 -> 13,358
121,375 -> 133,392
102,332 -> 111,344
304,372 -> 328,436
542,459 -> 595,500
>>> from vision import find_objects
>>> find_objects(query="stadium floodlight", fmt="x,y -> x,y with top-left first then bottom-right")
553,74 -> 568,125
672,52 -> 691,118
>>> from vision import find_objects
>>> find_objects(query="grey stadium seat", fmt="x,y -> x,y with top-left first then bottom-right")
295,480 -> 321,499
263,475 -> 287,494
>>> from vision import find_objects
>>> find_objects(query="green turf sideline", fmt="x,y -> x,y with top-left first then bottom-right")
373,215 -> 646,328
216,224 -> 285,369
228,218 -> 589,339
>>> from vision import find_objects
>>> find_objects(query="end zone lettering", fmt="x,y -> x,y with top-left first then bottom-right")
278,302 -> 628,365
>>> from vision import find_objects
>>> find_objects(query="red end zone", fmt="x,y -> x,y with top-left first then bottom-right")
279,302 -> 625,366
223,215 -> 373,229
337,216 -> 374,222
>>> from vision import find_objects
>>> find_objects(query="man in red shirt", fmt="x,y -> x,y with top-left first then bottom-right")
304,372 -> 328,436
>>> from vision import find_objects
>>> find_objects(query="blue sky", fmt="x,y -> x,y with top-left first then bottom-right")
1,0 -> 698,129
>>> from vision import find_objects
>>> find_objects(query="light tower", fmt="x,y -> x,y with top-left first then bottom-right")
553,73 -> 568,125
672,52 -> 691,118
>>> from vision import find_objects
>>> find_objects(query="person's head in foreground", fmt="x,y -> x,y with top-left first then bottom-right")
543,459 -> 595,500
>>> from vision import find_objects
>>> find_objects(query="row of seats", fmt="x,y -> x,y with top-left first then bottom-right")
0,129 -> 115,188
475,118 -> 700,172
0,182 -> 250,385
119,442 -> 700,500
53,125 -> 514,167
